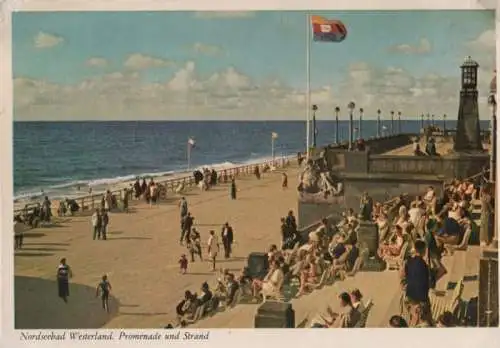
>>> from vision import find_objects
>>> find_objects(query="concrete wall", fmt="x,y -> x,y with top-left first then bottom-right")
297,199 -> 345,230
368,153 -> 489,179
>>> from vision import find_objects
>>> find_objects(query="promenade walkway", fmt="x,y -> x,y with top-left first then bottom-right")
15,166 -> 300,329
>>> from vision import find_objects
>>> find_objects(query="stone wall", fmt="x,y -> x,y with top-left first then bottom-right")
340,173 -> 444,211
297,199 -> 345,230
368,153 -> 489,179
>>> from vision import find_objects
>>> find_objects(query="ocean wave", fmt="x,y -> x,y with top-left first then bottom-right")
13,155 -> 282,203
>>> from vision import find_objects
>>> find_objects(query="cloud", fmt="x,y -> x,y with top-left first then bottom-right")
193,11 -> 255,19
388,38 -> 431,54
33,31 -> 64,48
13,56 -> 494,121
467,29 -> 495,50
85,57 -> 108,68
123,53 -> 175,70
191,42 -> 224,56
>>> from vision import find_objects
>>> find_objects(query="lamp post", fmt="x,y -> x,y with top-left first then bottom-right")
334,106 -> 340,144
420,114 -> 424,130
426,113 -> 430,126
359,108 -> 364,139
390,110 -> 395,135
397,111 -> 402,134
488,94 -> 496,183
443,114 -> 447,135
347,101 -> 355,151
377,109 -> 381,138
312,104 -> 318,148
431,114 -> 435,126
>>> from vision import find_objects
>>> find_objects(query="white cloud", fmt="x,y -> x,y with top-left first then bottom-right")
467,29 -> 495,50
33,31 -> 64,48
191,42 -> 224,56
193,11 -> 255,19
85,57 -> 108,68
13,56 -> 494,121
388,38 -> 431,54
123,53 -> 175,70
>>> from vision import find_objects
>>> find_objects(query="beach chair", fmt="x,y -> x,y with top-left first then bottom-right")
430,279 -> 464,323
385,242 -> 409,271
444,225 -> 472,255
354,299 -> 374,328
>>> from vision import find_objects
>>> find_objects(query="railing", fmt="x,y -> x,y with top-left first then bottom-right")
14,156 -> 294,219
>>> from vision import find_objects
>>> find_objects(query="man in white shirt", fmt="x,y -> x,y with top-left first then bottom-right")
207,230 -> 219,272
408,202 -> 424,228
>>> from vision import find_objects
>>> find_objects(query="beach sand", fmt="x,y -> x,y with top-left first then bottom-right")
14,164 -> 301,329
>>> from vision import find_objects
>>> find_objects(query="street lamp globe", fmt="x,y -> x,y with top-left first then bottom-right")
359,108 -> 364,114
312,104 -> 318,111
335,106 -> 340,113
377,109 -> 381,115
348,101 -> 355,111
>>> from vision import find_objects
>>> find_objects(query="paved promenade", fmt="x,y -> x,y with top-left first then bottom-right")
384,139 -> 490,156
15,166 -> 300,329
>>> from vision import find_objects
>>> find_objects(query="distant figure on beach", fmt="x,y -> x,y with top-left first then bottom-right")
297,152 -> 304,166
175,181 -> 185,195
141,179 -> 147,197
14,216 -> 24,250
57,258 -> 72,303
254,165 -> 261,180
425,138 -> 439,156
207,230 -> 220,272
179,197 -> 188,219
223,170 -> 228,183
221,222 -> 234,259
210,169 -> 218,186
230,178 -> 237,200
282,173 -> 288,189
133,179 -> 141,199
41,196 -> 52,223
104,190 -> 112,211
193,170 -> 203,185
66,198 -> 80,215
96,274 -> 112,312
122,188 -> 129,212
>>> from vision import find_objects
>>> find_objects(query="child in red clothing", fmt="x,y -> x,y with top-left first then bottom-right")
179,254 -> 188,274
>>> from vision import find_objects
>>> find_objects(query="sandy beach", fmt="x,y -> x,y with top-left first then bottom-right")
14,164 -> 301,329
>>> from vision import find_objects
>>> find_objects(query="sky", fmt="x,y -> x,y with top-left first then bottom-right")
12,10 -> 496,121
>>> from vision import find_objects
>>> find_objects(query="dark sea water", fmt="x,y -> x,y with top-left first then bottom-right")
13,120 -> 489,200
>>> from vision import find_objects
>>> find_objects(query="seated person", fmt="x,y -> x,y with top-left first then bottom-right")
297,255 -> 320,296
329,234 -> 347,260
434,216 -> 462,250
175,291 -> 198,323
376,213 -> 390,242
423,186 -> 436,212
252,260 -> 284,298
436,311 -> 455,327
192,282 -> 214,320
267,244 -> 282,263
378,225 -> 405,259
310,292 -> 361,328
388,315 -> 408,328
350,289 -> 365,312
224,273 -> 240,306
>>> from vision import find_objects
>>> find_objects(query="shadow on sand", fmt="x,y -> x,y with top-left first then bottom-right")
15,275 -> 120,329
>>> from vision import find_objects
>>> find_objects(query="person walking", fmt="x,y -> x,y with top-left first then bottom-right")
101,209 -> 109,240
188,228 -> 203,262
207,230 -> 219,272
92,209 -> 102,240
221,222 -> 234,259
179,197 -> 188,218
230,178 -> 237,200
96,274 -> 112,312
281,173 -> 288,189
180,212 -> 194,245
57,258 -> 73,303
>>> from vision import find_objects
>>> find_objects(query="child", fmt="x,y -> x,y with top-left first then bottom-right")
96,274 -> 112,312
179,254 -> 188,274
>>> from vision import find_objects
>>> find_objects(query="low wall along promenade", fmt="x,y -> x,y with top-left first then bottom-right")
14,157 -> 292,220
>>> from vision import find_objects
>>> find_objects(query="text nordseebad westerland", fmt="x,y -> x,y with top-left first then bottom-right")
19,330 -> 210,341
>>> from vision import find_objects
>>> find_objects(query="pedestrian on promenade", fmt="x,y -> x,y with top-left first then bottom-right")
180,212 -> 194,245
221,222 -> 234,259
179,254 -> 188,274
281,173 -> 288,189
230,178 -> 237,200
101,209 -> 109,240
57,258 -> 73,303
254,165 -> 261,180
122,188 -> 129,213
14,216 -> 24,250
95,274 -> 112,312
179,197 -> 188,219
187,228 -> 203,262
41,196 -> 52,223
207,230 -> 219,272
92,209 -> 102,240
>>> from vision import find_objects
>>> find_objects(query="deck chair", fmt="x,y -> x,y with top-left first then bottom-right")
385,242 -> 409,271
444,225 -> 472,255
430,279 -> 464,323
354,299 -> 374,328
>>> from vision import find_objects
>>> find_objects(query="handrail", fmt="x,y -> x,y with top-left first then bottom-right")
14,156 -> 294,218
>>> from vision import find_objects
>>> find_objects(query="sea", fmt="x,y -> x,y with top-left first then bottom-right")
13,120 -> 489,202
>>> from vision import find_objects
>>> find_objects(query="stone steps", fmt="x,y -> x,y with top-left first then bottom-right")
461,246 -> 480,302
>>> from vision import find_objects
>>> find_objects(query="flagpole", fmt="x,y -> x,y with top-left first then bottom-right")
305,13 -> 311,161
271,135 -> 275,164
